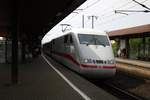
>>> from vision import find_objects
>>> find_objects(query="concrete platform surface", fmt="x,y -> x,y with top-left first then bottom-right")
116,58 -> 150,68
0,55 -> 119,100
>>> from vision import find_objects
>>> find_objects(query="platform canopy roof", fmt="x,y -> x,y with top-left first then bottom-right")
0,0 -> 86,41
108,24 -> 150,38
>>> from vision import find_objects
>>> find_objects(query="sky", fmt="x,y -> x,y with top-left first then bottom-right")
42,0 -> 150,44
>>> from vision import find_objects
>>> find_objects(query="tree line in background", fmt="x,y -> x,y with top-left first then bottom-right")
112,37 -> 150,61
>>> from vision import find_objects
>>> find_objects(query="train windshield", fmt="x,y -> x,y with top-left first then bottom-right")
78,34 -> 110,46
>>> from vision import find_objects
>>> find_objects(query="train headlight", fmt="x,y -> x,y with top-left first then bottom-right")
84,59 -> 88,63
82,59 -> 88,63
107,59 -> 115,64
82,59 -> 92,63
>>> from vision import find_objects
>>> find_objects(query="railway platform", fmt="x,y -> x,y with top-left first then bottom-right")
0,55 -> 119,100
116,58 -> 150,79
116,58 -> 150,68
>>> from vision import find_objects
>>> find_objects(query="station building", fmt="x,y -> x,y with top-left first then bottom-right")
108,24 -> 150,61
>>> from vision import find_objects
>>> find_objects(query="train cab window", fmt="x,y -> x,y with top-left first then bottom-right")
78,34 -> 110,46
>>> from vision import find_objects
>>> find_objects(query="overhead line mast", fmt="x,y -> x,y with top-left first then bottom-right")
88,15 -> 98,29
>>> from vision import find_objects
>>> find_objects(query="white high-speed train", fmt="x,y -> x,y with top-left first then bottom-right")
43,28 -> 116,78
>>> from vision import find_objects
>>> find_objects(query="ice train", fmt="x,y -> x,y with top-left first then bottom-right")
43,28 -> 116,78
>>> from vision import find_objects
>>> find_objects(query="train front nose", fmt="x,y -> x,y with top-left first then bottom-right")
79,45 -> 116,78
80,59 -> 116,78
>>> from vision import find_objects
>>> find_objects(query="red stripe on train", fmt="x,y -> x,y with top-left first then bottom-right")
52,51 -> 115,69
81,64 -> 97,68
52,51 -> 80,66
103,66 -> 116,69
81,64 -> 115,69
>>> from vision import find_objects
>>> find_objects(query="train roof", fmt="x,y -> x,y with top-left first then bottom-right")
47,28 -> 107,43
64,28 -> 106,35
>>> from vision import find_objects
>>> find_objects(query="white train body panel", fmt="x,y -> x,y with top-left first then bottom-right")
44,28 -> 116,78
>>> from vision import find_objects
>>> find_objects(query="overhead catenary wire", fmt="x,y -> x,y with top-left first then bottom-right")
77,0 -> 134,27
63,0 -> 150,29
100,0 -> 148,18
132,0 -> 150,10
62,0 -> 101,28
98,0 -> 134,17
62,0 -> 101,26
97,0 -> 149,27
82,0 -> 101,11
64,12 -> 79,23
114,0 -> 150,15
74,0 -> 136,28
66,0 -> 137,26
127,0 -> 148,9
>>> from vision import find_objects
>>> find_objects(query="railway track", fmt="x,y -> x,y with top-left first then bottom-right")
47,53 -> 149,99
89,79 -> 146,100
86,69 -> 149,100
102,81 -> 145,100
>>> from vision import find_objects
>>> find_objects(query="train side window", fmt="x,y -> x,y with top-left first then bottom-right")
64,35 -> 68,43
70,35 -> 73,44
52,40 -> 55,44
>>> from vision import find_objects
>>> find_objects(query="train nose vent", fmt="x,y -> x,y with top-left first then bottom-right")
96,60 -> 103,64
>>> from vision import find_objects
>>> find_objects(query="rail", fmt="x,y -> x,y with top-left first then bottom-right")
89,80 -> 145,100
103,82 -> 144,100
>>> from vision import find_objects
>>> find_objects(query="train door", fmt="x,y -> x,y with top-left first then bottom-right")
69,35 -> 75,56
64,34 -> 77,56
64,35 -> 69,53
64,34 -> 73,53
